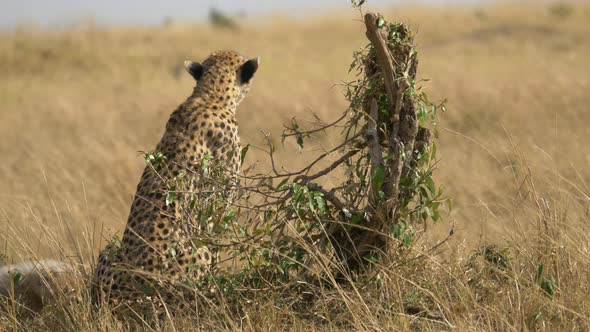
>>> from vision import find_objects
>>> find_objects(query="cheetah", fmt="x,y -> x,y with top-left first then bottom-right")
92,50 -> 259,314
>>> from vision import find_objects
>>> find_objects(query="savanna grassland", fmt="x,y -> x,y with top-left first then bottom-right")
1,3 -> 590,331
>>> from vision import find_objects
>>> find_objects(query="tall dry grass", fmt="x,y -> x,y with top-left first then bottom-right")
0,2 -> 589,330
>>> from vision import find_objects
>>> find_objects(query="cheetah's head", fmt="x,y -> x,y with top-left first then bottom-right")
184,50 -> 259,107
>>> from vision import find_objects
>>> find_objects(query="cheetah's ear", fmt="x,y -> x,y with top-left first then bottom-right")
184,60 -> 204,80
239,57 -> 260,84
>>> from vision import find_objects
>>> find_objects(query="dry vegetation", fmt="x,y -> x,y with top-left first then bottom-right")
1,2 -> 590,331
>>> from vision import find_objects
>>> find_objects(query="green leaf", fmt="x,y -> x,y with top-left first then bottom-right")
432,209 -> 440,222
425,177 -> 436,196
536,263 -> 544,282
372,165 -> 385,192
351,212 -> 364,224
296,134 -> 304,149
541,277 -> 556,297
403,233 -> 414,246
262,248 -> 270,260
431,143 -> 437,159
391,223 -> 405,238
351,0 -> 366,8
314,194 -> 327,215
377,17 -> 385,27
276,177 -> 290,190
240,144 -> 250,166
144,151 -> 167,166
308,191 -> 316,212
420,104 -> 428,123
223,210 -> 235,223
12,271 -> 23,285
166,191 -> 176,206
170,246 -> 177,257
292,183 -> 306,203
142,286 -> 156,296
144,153 -> 153,164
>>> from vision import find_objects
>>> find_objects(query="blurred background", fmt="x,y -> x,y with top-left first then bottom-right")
0,0 -> 588,261
2,0 -> 492,29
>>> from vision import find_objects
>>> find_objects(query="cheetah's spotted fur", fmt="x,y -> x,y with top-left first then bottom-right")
92,50 -> 259,314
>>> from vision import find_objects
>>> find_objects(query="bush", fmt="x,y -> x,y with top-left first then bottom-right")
548,3 -> 574,20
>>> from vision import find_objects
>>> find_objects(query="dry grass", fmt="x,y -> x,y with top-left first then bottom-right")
0,2 -> 589,330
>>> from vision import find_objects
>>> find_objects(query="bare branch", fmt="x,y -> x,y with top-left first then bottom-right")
364,13 -> 400,126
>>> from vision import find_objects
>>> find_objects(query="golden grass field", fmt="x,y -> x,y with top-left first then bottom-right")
1,2 -> 590,330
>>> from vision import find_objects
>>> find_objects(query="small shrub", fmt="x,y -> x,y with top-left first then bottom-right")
209,8 -> 238,30
548,2 -> 574,20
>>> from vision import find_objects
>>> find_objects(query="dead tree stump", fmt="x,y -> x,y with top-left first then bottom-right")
328,13 -> 432,272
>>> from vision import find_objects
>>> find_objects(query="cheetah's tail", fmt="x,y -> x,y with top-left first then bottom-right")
0,259 -> 83,312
